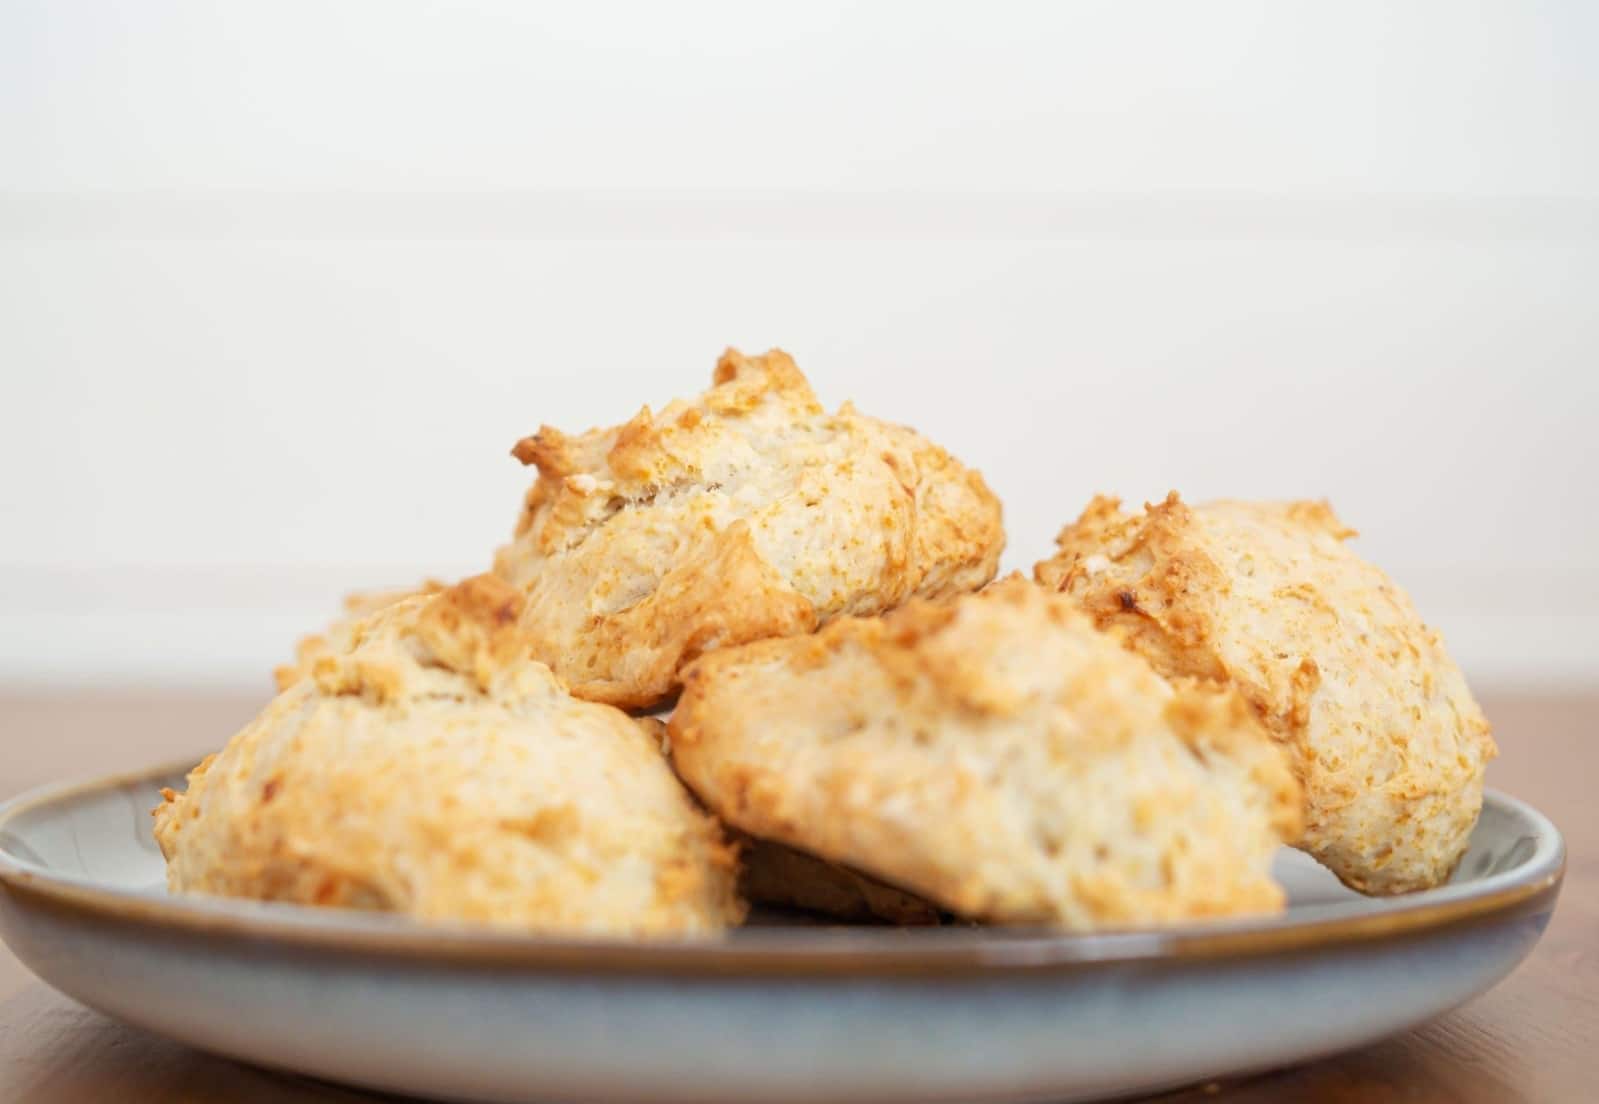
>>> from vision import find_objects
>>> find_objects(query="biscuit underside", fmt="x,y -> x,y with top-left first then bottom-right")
735,835 -> 946,926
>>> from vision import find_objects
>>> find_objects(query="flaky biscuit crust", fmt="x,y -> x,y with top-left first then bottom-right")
493,349 -> 1005,709
156,576 -> 745,936
1036,493 -> 1496,896
670,578 -> 1300,930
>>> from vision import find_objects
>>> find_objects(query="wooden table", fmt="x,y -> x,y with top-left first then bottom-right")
0,690 -> 1592,1102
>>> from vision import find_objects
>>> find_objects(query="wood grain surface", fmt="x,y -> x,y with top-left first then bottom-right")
0,690 -> 1593,1103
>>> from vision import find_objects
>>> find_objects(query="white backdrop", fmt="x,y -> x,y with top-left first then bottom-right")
2,2 -> 1595,689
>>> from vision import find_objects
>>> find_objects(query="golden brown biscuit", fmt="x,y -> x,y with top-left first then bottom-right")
157,576 -> 745,937
1035,493 -> 1496,895
669,578 -> 1301,930
493,348 -> 1005,710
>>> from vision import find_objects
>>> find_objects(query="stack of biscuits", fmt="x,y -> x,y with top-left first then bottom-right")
156,349 -> 1496,937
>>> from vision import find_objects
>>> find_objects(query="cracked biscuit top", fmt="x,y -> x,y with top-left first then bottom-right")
1036,493 -> 1496,895
156,575 -> 745,937
492,348 -> 1005,710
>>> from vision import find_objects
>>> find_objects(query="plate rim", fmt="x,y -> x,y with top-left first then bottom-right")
0,758 -> 1565,979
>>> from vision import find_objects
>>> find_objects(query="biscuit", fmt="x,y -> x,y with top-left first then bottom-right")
1036,493 -> 1496,895
493,348 -> 1005,710
157,576 -> 745,936
669,578 -> 1301,929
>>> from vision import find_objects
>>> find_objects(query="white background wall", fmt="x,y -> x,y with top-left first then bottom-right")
3,1 -> 1595,690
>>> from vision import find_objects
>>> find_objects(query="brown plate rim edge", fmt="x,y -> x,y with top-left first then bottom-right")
0,759 -> 1567,979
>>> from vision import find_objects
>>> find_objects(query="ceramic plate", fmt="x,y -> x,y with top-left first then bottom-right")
0,762 -> 1564,1104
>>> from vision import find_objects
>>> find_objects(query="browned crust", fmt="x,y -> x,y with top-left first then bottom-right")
1036,492 -> 1496,896
492,347 -> 1005,710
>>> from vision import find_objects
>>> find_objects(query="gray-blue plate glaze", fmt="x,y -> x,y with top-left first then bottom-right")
0,762 -> 1564,1104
